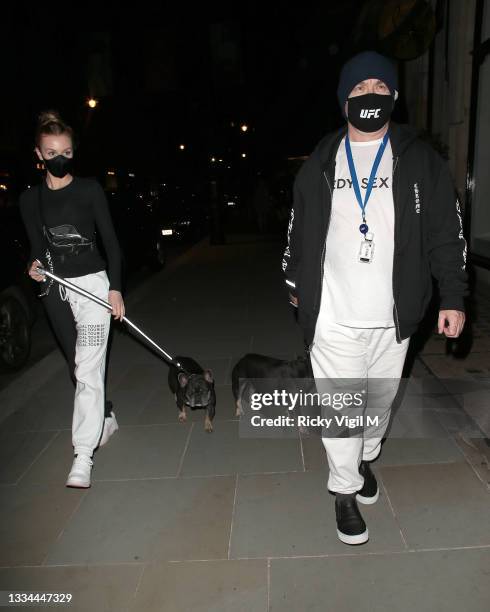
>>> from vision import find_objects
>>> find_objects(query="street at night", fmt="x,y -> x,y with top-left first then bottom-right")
0,3 -> 489,611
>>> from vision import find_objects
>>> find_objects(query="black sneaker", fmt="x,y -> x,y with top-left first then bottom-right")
335,493 -> 369,545
356,460 -> 379,505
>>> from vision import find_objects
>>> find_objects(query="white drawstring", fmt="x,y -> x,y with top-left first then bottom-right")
59,283 -> 70,302
59,282 -> 80,318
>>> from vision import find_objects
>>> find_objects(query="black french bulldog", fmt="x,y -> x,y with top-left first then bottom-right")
168,356 -> 216,432
231,353 -> 310,416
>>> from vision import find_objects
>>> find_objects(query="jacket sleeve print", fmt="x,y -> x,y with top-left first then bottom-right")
426,158 -> 469,312
282,175 -> 304,302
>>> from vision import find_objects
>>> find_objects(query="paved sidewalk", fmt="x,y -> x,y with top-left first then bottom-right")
0,235 -> 488,612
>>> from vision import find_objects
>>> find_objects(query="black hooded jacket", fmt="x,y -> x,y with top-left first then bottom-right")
282,121 -> 469,347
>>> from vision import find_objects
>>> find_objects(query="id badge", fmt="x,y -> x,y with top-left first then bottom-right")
358,232 -> 375,263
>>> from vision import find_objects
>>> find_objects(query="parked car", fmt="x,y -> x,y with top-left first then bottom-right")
0,203 -> 37,370
104,187 -> 168,276
154,183 -> 209,245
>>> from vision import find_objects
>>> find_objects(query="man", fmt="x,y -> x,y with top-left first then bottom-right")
282,51 -> 468,545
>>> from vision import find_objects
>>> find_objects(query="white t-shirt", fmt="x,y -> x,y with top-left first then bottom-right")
320,135 -> 395,327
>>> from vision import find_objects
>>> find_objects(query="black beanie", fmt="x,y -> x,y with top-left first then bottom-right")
337,51 -> 398,118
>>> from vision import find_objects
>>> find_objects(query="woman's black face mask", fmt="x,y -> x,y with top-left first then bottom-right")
42,154 -> 74,178
346,93 -> 394,133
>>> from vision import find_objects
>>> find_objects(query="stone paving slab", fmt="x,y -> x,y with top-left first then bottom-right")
130,559 -> 267,612
378,461 -> 490,548
0,483 -> 86,567
179,420 -> 303,477
0,429 -> 58,485
44,476 -> 236,565
0,564 -> 142,612
229,470 -> 406,559
269,548 -> 490,612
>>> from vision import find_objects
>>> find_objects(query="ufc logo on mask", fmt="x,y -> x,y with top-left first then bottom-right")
360,108 -> 381,118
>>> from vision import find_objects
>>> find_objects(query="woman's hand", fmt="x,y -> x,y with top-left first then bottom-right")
108,290 -> 125,321
28,259 -> 46,282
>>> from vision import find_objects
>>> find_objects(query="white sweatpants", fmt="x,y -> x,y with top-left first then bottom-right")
310,314 -> 410,494
60,270 -> 112,457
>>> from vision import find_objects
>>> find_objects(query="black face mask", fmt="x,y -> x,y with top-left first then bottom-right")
347,93 -> 394,133
42,154 -> 74,178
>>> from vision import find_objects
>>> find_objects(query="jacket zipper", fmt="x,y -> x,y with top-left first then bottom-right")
308,168 -> 333,352
392,155 -> 401,343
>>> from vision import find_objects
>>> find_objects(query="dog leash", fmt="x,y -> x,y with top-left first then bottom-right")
35,265 -> 186,372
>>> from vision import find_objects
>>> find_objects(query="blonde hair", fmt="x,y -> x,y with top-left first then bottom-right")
35,109 -> 76,150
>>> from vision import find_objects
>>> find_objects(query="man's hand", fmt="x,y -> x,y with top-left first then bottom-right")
437,309 -> 465,338
289,293 -> 298,307
108,290 -> 125,321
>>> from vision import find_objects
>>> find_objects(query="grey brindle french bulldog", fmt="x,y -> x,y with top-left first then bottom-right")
168,356 -> 216,432
231,353 -> 310,417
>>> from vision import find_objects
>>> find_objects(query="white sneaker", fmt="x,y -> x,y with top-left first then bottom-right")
66,454 -> 93,488
99,411 -> 119,447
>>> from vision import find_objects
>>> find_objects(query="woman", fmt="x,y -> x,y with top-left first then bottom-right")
19,110 -> 125,489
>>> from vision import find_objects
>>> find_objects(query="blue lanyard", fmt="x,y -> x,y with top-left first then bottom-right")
345,132 -> 389,234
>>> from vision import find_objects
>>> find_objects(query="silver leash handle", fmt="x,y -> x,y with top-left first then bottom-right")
35,266 -> 182,368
